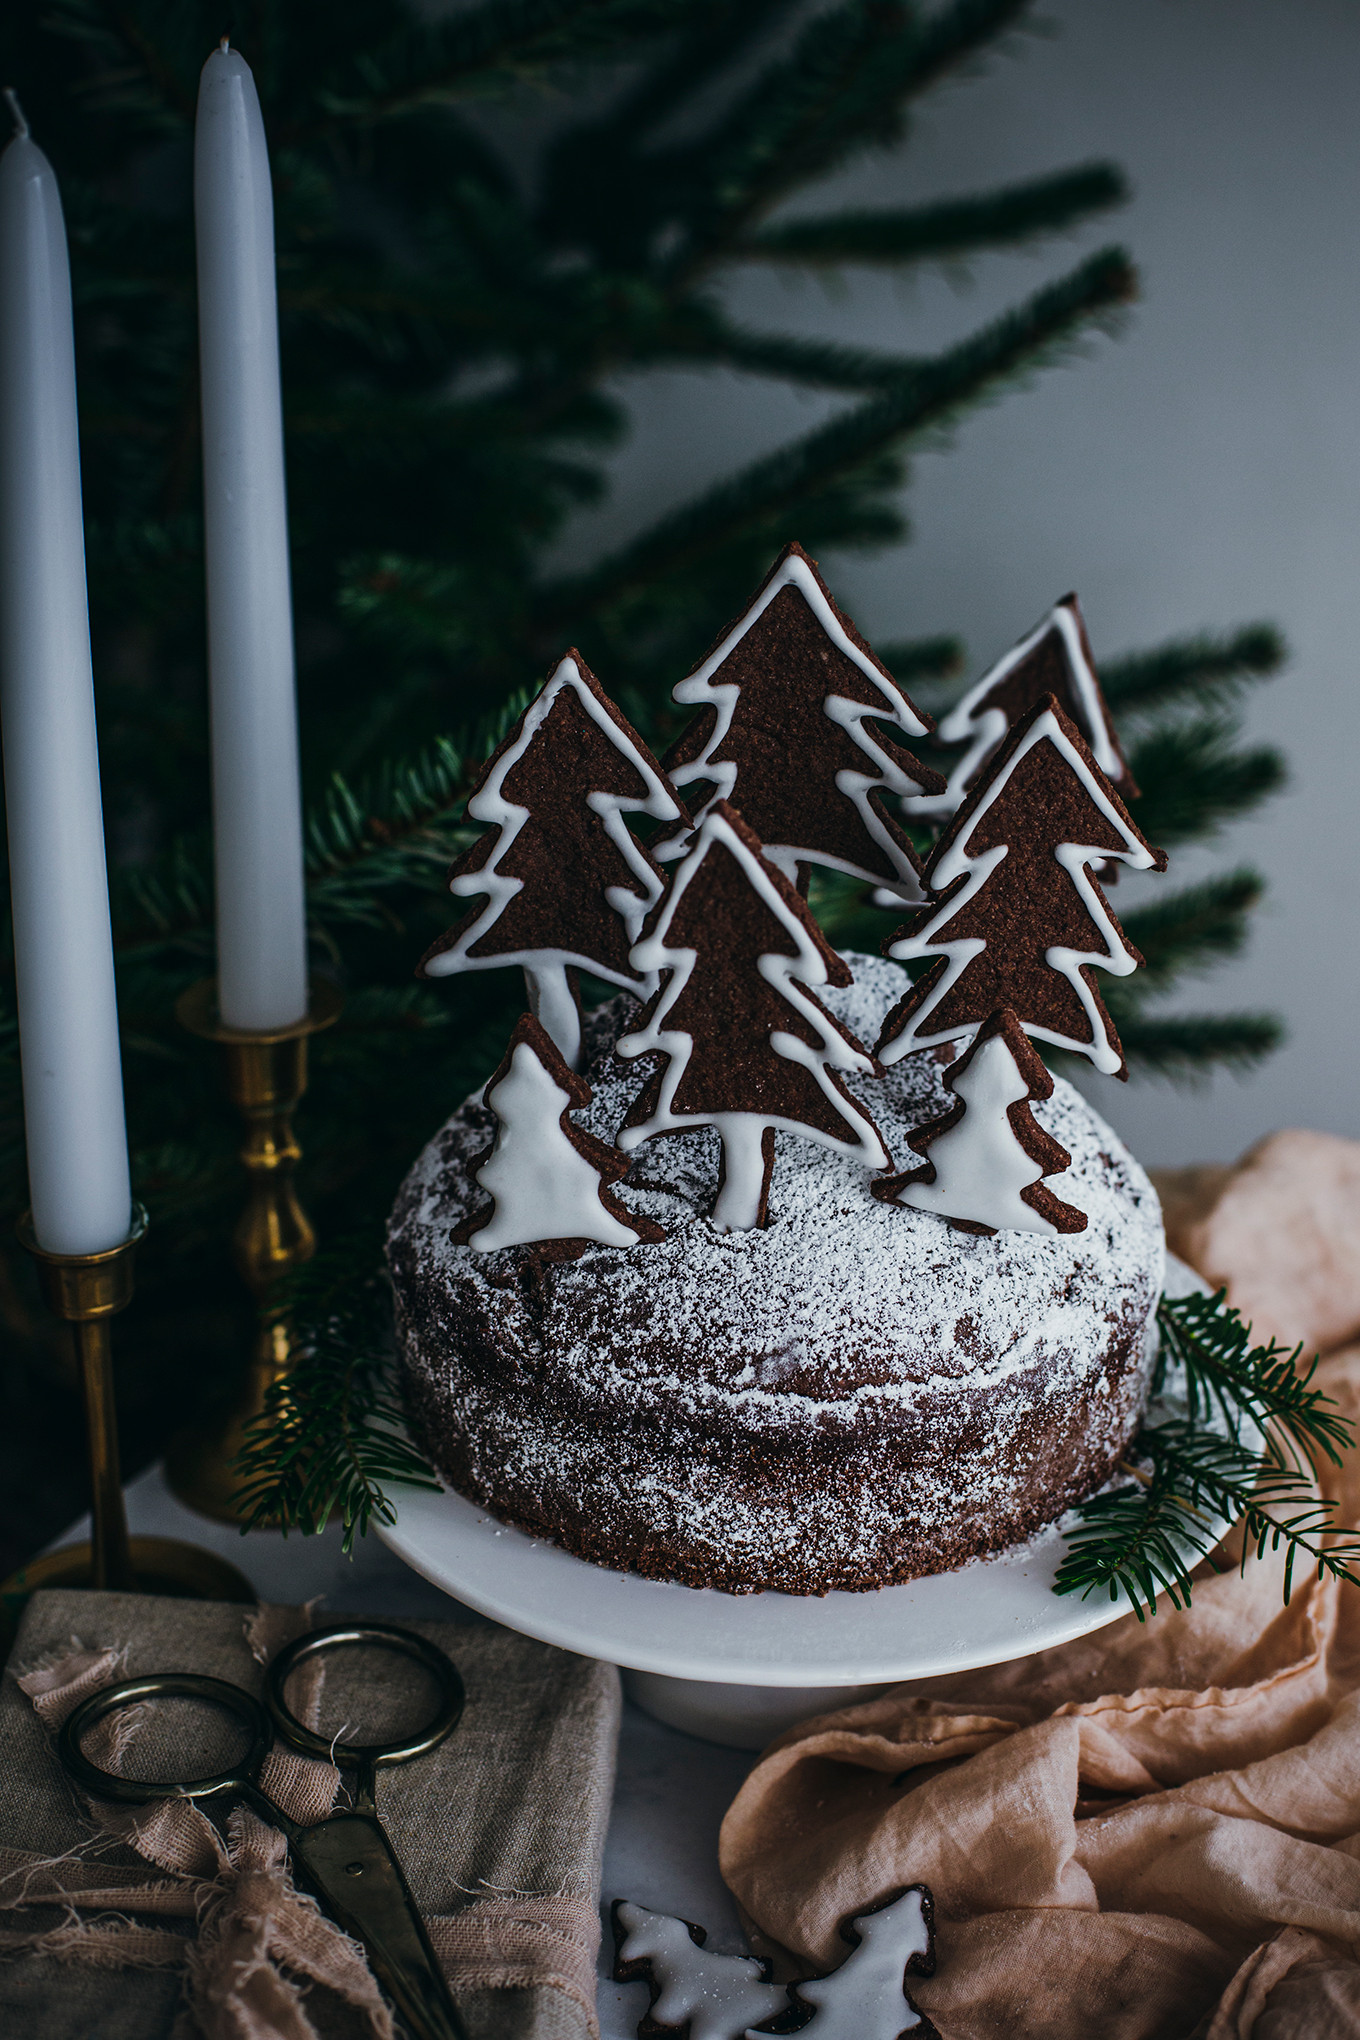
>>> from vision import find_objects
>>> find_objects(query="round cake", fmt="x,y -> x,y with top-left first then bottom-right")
388,952 -> 1164,1596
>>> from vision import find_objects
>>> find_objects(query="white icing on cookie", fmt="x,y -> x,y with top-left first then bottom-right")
792,1888 -> 934,2040
907,597 -> 1120,821
618,807 -> 889,1233
657,550 -> 930,901
424,653 -> 684,1064
467,1037 -> 640,1251
890,1030 -> 1070,1234
614,1902 -> 787,2040
882,704 -> 1159,1075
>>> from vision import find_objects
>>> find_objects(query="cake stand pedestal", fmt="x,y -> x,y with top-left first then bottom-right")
378,1256 -> 1212,1748
377,1486 -> 1131,1749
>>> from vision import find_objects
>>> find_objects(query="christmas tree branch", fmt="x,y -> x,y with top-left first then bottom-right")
1127,719 -> 1286,846
105,719 -> 508,966
1101,623 -> 1286,717
1115,869 -> 1265,994
1054,1292 -> 1360,1616
875,636 -> 966,686
1154,1287 -> 1352,1471
739,164 -> 1128,267
282,0 -> 683,139
663,0 -> 1035,275
666,323 -> 943,393
538,247 -> 1136,621
1106,1010 -> 1284,1080
231,1245 -> 441,1552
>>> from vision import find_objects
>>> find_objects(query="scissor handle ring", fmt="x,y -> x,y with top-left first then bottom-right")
58,1673 -> 273,1804
266,1620 -> 465,1769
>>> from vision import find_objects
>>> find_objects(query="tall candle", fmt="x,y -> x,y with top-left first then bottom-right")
195,43 -> 308,1032
0,102 -> 132,1254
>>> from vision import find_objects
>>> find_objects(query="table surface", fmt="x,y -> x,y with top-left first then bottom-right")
50,1465 -> 759,2040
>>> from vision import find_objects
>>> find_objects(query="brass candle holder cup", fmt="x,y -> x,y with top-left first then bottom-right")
166,976 -> 342,1524
1,1208 -> 254,1639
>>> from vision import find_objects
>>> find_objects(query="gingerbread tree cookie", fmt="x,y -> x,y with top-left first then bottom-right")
875,1008 -> 1087,1236
790,1886 -> 940,2040
877,695 -> 1167,1077
657,543 -> 945,900
421,652 -> 689,1068
611,1901 -> 788,2040
909,593 -> 1135,823
453,1014 -> 662,1256
617,802 -> 890,1232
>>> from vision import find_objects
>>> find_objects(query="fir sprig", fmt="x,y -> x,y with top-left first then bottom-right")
1154,1287 -> 1352,1471
231,1242 -> 441,1553
1054,1291 -> 1360,1616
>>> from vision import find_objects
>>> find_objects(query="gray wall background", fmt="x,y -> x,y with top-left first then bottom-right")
548,0 -> 1360,1170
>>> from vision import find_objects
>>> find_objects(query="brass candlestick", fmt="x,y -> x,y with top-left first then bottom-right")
166,976 -> 342,1524
1,1210 -> 254,1642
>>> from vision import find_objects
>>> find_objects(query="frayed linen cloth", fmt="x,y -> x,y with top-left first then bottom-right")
0,1590 -> 619,2040
720,1129 -> 1360,2040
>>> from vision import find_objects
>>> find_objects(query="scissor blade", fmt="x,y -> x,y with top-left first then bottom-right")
291,1810 -> 466,2040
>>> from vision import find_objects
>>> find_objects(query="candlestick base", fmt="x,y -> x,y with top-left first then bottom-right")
166,978 -> 342,1525
10,1212 -> 249,1649
0,1536 -> 255,1660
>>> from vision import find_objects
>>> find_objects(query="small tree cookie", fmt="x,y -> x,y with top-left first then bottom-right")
877,695 -> 1167,1078
874,1008 -> 1087,1235
454,1015 -> 662,1256
909,593 -> 1135,822
421,651 -> 688,1067
618,802 -> 890,1233
611,1901 -> 788,2040
658,543 -> 945,900
790,1886 -> 940,2040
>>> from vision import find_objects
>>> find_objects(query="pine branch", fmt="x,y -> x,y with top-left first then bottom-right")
1101,623 -> 1286,718
1115,869 -> 1265,994
1155,1288 -> 1352,1472
662,0 -> 1034,276
740,163 -> 1128,267
875,636 -> 965,685
1054,1291 -> 1360,1616
1127,719 -> 1286,846
1054,1420 -> 1360,1616
538,0 -> 805,254
231,1243 -> 441,1553
538,247 -> 1136,622
1110,1010 -> 1284,1080
280,0 -> 685,140
101,713 -> 519,967
679,324 -> 946,392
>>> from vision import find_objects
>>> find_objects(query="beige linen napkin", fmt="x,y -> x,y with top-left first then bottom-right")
720,1129 -> 1360,2040
0,1589 -> 620,2040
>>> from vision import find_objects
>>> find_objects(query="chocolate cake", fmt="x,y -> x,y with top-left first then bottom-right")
389,952 -> 1164,1596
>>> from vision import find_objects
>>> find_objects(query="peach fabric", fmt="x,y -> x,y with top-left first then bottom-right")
720,1129 -> 1360,2039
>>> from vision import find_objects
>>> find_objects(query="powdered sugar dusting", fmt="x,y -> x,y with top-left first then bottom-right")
389,952 -> 1164,1594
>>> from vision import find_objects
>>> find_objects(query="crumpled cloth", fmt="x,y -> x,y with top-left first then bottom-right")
720,1129 -> 1360,2040
0,1592 -> 619,2040
9,1606 -> 393,2040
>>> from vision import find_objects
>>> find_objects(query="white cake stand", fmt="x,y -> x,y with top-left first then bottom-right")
377,1254 -> 1214,1747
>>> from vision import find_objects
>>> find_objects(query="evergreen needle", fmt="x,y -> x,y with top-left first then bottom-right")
1055,1292 -> 1360,1618
230,1242 -> 441,1554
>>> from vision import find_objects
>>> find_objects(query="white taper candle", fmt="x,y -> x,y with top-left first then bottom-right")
0,100 -> 132,1254
195,43 -> 308,1031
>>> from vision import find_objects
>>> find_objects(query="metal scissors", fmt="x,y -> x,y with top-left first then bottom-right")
57,1618 -> 467,2040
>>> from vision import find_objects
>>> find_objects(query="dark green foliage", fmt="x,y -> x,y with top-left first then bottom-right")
1117,870 -> 1266,994
1126,720 -> 1286,849
1054,1293 -> 1360,1617
1102,623 -> 1286,717
0,0 -> 1291,1563
742,164 -> 1129,268
232,1244 -> 441,1553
